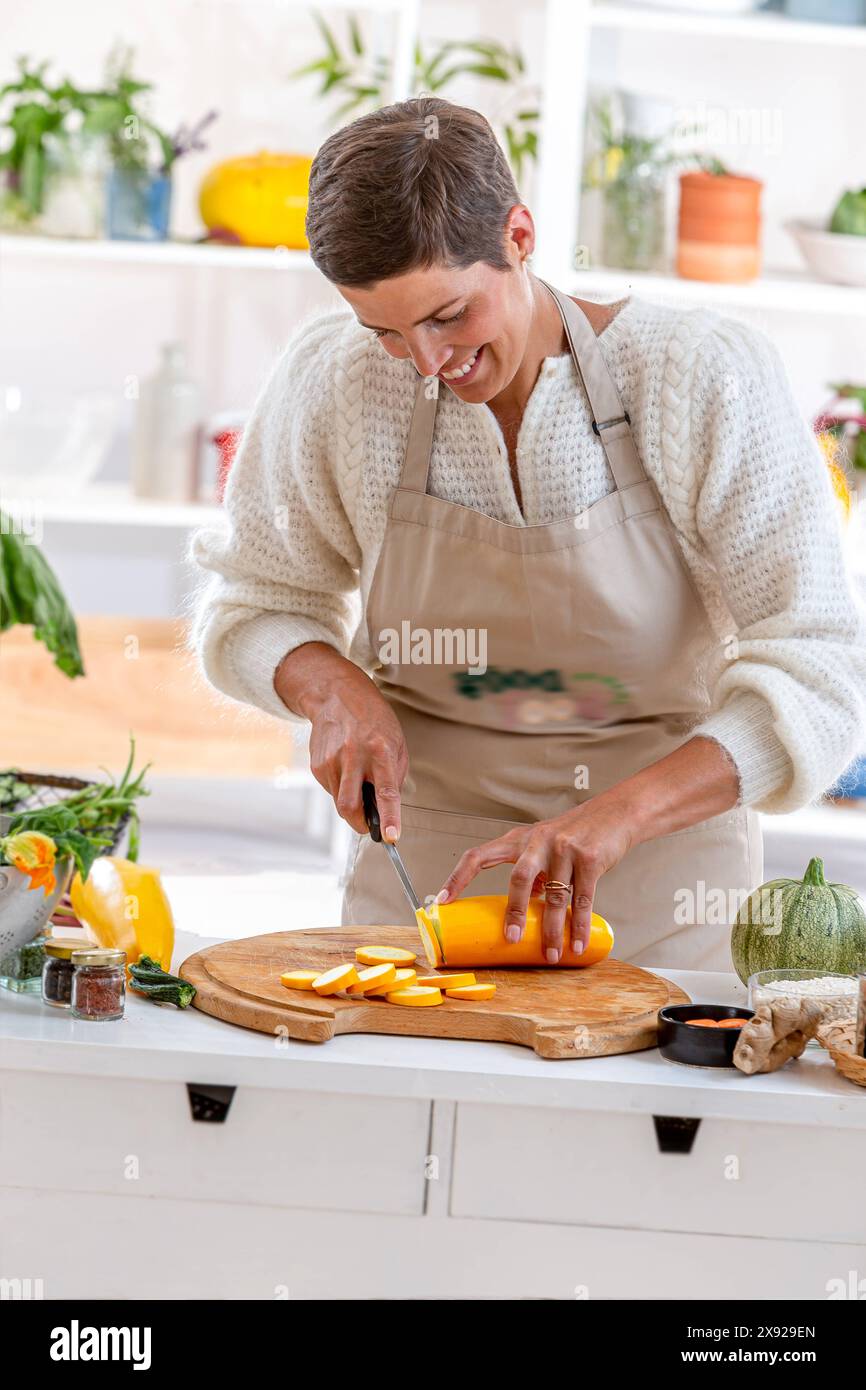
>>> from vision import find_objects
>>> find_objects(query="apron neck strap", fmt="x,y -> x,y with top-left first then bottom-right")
401,374 -> 439,494
398,280 -> 647,496
538,279 -> 647,492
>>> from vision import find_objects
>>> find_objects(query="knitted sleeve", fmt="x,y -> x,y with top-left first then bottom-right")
682,315 -> 866,812
189,310 -> 365,722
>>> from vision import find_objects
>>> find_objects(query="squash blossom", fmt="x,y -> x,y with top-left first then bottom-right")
1,830 -> 58,895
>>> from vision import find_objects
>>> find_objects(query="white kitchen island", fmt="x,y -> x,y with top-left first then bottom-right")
2,907 -> 865,1301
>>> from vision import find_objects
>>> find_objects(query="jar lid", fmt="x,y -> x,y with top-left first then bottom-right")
44,938 -> 89,960
71,947 -> 127,966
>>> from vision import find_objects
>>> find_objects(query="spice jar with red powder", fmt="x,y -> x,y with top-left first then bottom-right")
71,948 -> 126,1021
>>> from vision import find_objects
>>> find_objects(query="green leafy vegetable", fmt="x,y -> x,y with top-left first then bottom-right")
2,736 -> 150,879
0,773 -> 30,809
0,515 -> 84,677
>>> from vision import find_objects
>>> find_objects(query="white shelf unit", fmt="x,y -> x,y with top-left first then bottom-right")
3,0 -> 865,551
0,0 -> 422,545
532,1 -> 866,304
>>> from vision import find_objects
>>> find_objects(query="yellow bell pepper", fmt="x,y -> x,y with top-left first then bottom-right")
70,857 -> 174,970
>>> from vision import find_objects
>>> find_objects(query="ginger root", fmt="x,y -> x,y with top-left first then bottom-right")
734,998 -> 823,1075
817,1018 -> 856,1054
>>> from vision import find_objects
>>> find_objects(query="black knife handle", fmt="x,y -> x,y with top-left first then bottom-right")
362,780 -> 382,842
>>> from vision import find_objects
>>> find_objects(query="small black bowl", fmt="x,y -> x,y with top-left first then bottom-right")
657,1004 -> 755,1068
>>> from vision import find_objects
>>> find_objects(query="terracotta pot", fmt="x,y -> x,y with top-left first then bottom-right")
677,170 -> 763,283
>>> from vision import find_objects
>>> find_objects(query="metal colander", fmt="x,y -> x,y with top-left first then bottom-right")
0,770 -> 129,960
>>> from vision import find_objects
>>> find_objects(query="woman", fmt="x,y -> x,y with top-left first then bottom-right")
192,97 -> 865,970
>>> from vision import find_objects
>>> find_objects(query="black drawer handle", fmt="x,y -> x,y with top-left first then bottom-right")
187,1083 -> 236,1123
653,1114 -> 701,1154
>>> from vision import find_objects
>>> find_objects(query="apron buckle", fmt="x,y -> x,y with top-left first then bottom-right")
591,411 -> 631,436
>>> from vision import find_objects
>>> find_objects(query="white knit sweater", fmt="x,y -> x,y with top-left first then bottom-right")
190,295 -> 866,815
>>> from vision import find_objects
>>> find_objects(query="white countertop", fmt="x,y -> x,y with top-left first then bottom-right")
2,917 -> 864,1128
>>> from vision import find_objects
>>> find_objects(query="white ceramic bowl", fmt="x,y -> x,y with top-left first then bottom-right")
786,218 -> 866,287
0,387 -> 118,496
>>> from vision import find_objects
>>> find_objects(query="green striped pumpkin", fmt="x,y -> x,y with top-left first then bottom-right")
731,857 -> 866,985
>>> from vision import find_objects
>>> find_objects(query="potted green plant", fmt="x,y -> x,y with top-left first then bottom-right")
0,57 -> 103,230
583,96 -> 682,272
677,162 -> 763,284
86,48 -> 216,242
582,94 -> 742,275
293,14 -> 539,185
0,49 -> 216,241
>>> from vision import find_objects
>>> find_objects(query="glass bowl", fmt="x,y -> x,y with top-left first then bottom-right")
748,968 -> 860,1047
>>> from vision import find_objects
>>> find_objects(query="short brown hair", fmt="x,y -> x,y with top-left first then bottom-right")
306,96 -> 519,287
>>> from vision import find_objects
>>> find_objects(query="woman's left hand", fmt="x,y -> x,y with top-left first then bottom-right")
434,737 -> 742,964
436,796 -> 636,963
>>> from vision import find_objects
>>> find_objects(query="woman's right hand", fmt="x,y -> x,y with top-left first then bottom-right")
275,642 -> 408,839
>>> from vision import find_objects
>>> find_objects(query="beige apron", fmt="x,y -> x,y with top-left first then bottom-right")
341,281 -> 761,970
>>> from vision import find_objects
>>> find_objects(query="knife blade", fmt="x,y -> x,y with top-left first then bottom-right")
361,780 -> 422,915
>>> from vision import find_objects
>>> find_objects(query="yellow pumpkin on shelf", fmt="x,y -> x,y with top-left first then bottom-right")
198,151 -> 313,249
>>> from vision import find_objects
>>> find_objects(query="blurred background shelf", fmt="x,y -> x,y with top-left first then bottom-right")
0,484 -> 222,529
571,264 -> 866,316
5,233 -> 863,315
590,1 -> 866,47
0,233 -> 315,271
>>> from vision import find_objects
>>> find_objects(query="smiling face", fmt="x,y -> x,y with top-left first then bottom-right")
338,209 -> 538,404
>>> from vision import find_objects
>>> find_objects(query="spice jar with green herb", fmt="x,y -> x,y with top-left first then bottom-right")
0,934 -> 49,993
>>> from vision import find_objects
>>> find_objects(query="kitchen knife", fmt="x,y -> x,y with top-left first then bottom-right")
361,780 -> 422,915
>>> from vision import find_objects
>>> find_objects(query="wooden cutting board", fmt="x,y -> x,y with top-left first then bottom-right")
180,926 -> 690,1060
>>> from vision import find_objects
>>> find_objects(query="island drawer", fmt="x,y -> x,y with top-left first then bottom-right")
450,1102 -> 866,1243
0,1072 -> 430,1216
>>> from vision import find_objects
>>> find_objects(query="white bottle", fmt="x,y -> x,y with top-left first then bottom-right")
132,343 -> 201,502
